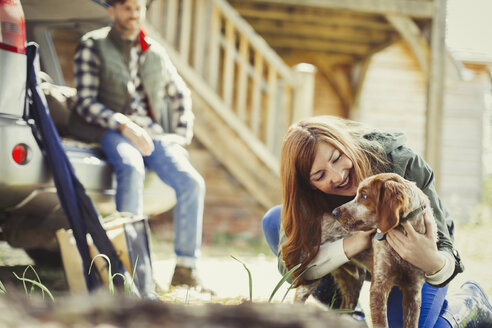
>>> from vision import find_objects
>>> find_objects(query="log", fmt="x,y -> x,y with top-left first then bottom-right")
0,291 -> 366,327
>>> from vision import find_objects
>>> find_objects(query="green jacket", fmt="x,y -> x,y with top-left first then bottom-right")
278,131 -> 464,287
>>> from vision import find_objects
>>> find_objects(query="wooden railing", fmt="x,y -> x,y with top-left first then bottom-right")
146,0 -> 315,174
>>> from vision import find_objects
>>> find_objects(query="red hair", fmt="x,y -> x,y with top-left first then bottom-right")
280,116 -> 388,284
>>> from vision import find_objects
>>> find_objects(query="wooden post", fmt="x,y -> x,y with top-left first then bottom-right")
251,51 -> 264,136
147,0 -> 164,31
236,34 -> 249,122
223,18 -> 236,108
266,66 -> 278,151
179,0 -> 192,63
425,0 -> 447,190
165,0 -> 178,46
207,4 -> 220,92
193,0 -> 206,75
292,63 -> 316,124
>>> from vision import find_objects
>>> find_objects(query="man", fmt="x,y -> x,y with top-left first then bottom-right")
69,0 -> 205,290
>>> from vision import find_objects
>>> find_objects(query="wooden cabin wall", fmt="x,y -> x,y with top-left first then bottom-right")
352,41 -> 427,156
483,78 -> 492,178
463,64 -> 492,178
441,62 -> 489,221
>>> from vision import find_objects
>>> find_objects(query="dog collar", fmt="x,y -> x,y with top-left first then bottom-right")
376,205 -> 426,241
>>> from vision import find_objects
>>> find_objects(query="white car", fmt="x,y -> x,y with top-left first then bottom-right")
0,0 -> 174,264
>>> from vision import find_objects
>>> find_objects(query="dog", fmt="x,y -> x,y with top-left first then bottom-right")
293,212 -> 369,311
332,172 -> 437,328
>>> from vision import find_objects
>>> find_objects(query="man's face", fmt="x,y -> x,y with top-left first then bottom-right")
109,0 -> 146,38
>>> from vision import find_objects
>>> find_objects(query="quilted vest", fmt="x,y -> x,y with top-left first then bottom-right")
69,26 -> 171,143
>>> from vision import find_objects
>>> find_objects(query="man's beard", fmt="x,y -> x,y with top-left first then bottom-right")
115,19 -> 140,37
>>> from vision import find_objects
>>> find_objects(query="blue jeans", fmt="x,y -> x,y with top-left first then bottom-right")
262,205 -> 451,327
101,131 -> 205,259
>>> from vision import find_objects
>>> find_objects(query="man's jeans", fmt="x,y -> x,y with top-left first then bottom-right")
101,131 -> 205,259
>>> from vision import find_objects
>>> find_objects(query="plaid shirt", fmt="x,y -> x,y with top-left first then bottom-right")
73,29 -> 192,140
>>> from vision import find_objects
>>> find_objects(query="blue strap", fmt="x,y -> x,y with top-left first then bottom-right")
25,43 -> 132,292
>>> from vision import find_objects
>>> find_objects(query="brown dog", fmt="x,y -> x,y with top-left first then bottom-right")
332,173 -> 437,328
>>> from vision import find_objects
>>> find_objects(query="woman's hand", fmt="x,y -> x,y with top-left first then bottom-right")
343,229 -> 375,259
386,214 -> 445,275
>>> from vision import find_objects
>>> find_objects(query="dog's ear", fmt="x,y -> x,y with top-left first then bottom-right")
376,178 -> 407,234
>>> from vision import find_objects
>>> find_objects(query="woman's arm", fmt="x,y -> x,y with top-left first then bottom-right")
304,230 -> 374,280
386,214 -> 455,286
389,145 -> 464,286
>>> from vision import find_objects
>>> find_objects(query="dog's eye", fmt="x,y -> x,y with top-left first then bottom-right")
359,193 -> 367,201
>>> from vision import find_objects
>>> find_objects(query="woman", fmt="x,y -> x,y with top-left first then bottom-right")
263,116 -> 492,327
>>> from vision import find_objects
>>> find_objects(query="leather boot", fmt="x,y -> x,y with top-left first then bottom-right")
170,265 -> 200,287
441,281 -> 492,327
170,265 -> 215,295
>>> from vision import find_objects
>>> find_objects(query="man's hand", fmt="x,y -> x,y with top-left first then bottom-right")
386,214 -> 445,275
119,121 -> 154,156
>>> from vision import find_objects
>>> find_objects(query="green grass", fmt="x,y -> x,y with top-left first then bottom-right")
0,265 -> 54,302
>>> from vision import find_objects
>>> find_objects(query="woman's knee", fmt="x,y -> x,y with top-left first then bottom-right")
262,205 -> 282,255
262,205 -> 282,233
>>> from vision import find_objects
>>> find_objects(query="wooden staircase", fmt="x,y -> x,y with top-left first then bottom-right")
145,0 -> 316,209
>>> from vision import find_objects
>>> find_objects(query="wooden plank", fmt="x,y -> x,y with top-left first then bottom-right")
424,0 -> 447,189
236,34 -> 250,122
231,5 -> 395,31
193,0 -> 206,74
385,14 -> 430,79
235,0 -> 434,18
263,35 -> 373,55
265,66 -> 278,151
272,82 -> 290,156
281,83 -> 293,142
280,49 -> 359,66
251,51 -> 264,137
165,0 -> 178,45
248,18 -> 396,44
223,18 -> 236,108
207,4 -> 221,91
179,0 -> 192,63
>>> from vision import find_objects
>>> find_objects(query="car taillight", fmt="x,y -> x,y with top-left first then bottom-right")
12,143 -> 28,164
0,0 -> 26,54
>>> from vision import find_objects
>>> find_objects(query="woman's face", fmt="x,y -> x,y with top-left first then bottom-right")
309,142 -> 357,196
